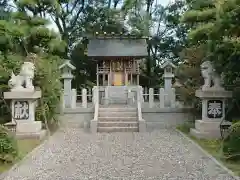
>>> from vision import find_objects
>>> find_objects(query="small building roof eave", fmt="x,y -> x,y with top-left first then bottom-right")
59,60 -> 76,70
161,60 -> 177,69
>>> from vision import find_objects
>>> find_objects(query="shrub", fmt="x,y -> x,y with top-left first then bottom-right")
34,55 -> 63,130
0,125 -> 18,163
222,121 -> 240,161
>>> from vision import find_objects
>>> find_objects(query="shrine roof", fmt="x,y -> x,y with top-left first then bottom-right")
87,36 -> 148,59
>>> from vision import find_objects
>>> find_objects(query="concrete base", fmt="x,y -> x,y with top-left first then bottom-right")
16,121 -> 42,133
4,90 -> 41,99
190,120 -> 231,139
139,119 -> 146,132
190,128 -> 221,139
16,130 -> 47,140
90,120 -> 97,133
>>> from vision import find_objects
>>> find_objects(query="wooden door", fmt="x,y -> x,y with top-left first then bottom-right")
113,72 -> 123,86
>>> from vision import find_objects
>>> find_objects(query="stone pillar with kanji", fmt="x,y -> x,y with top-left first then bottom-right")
190,61 -> 232,139
4,57 -> 46,139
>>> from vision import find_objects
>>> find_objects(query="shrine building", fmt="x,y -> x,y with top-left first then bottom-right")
87,34 -> 148,86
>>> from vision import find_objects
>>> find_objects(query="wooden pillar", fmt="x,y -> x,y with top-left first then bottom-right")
102,74 -> 104,85
131,73 -> 133,85
137,74 -> 139,85
136,61 -> 139,85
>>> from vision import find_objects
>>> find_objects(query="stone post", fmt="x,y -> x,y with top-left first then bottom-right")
104,86 -> 109,105
59,90 -> 64,114
82,88 -> 87,108
92,86 -> 99,104
59,60 -> 76,108
149,88 -> 154,108
71,89 -> 76,109
160,88 -> 165,108
161,61 -> 176,108
139,86 -> 144,103
170,88 -> 176,108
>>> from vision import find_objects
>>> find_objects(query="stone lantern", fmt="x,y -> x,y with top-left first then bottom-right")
162,60 -> 176,91
59,60 -> 76,108
161,60 -> 176,107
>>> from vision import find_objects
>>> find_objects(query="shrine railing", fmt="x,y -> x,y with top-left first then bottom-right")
98,67 -> 110,73
125,67 -> 139,73
62,86 -> 185,109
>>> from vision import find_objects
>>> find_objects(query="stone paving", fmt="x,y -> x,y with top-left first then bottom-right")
2,128 -> 236,180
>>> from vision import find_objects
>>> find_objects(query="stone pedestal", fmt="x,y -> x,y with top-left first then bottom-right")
190,89 -> 232,139
4,90 -> 46,140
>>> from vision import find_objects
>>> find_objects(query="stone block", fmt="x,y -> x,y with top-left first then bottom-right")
16,121 -> 42,133
139,119 -> 146,132
195,120 -> 221,132
190,128 -> 221,139
4,90 -> 41,99
191,120 -> 231,139
16,130 -> 47,140
90,119 -> 97,133
195,89 -> 232,98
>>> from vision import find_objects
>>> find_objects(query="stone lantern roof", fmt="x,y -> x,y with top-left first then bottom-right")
161,60 -> 177,69
59,60 -> 76,70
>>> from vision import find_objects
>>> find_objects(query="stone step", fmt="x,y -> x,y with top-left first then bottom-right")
99,111 -> 137,117
98,117 -> 138,122
99,108 -> 136,112
98,121 -> 138,127
97,127 -> 138,132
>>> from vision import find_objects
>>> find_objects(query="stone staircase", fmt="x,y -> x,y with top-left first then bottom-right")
97,106 -> 139,132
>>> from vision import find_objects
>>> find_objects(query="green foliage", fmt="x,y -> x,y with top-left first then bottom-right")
182,9 -> 216,23
0,0 -> 65,131
182,0 -> 240,90
222,121 -> 240,161
188,22 -> 215,42
176,45 -> 205,114
0,125 -> 18,163
177,122 -> 194,134
35,55 -> 63,128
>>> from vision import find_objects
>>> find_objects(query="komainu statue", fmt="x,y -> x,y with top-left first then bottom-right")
8,61 -> 35,92
200,61 -> 224,90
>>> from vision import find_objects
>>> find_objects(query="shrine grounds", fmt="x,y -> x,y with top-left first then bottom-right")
1,126 -> 238,180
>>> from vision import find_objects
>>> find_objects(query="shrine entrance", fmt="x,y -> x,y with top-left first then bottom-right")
113,72 -> 123,86
87,35 -> 148,87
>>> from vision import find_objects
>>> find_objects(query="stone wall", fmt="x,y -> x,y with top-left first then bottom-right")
60,108 -> 94,129
142,108 -> 194,130
60,107 -> 193,130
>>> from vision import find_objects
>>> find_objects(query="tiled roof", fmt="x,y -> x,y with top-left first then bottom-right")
87,36 -> 148,58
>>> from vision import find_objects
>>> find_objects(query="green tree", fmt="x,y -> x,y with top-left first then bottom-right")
182,0 -> 240,90
122,0 -> 188,87
0,2 -> 65,129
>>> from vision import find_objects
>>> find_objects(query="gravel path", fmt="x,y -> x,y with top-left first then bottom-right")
2,128 -> 236,180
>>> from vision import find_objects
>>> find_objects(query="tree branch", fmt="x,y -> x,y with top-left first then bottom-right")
69,0 -> 85,32
50,14 -> 63,34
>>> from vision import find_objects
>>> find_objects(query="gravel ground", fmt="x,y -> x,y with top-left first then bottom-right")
2,128 -> 236,180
